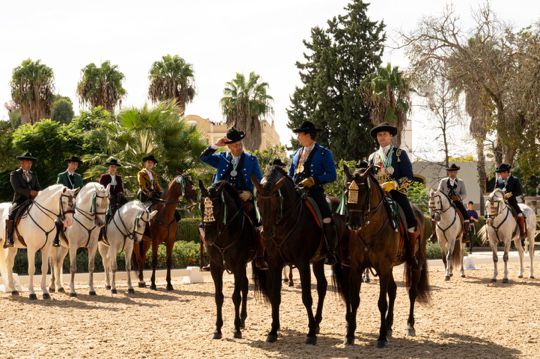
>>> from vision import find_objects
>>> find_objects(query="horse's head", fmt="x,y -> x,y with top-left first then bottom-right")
428,189 -> 447,221
60,186 -> 79,227
252,165 -> 290,240
127,203 -> 157,242
486,189 -> 506,218
343,163 -> 373,230
198,180 -> 242,239
75,183 -> 110,227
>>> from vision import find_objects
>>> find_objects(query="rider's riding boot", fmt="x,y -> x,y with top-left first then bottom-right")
463,220 -> 470,240
52,219 -> 63,247
198,224 -> 210,271
429,219 -> 437,242
255,228 -> 269,270
323,222 -> 338,266
3,219 -> 14,248
517,215 -> 526,241
407,230 -> 419,268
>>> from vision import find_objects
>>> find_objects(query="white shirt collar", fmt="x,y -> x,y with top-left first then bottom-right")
380,144 -> 392,155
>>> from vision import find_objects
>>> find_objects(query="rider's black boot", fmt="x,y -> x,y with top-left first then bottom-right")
323,222 -> 338,266
3,219 -> 14,248
52,219 -> 63,247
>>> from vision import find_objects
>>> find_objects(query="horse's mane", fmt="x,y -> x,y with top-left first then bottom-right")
212,181 -> 242,209
264,165 -> 293,192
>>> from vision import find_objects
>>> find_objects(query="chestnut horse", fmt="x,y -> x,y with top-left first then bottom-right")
133,174 -> 197,290
333,165 -> 430,347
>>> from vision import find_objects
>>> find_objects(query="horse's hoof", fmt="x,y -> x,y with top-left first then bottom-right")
240,320 -> 246,329
445,275 -> 450,281
69,292 -> 77,298
502,278 -> 509,283
387,329 -> 393,338
450,273 -> 453,277
89,291 -> 97,296
461,274 -> 465,278
49,287 -> 56,293
407,327 -> 416,337
344,337 -> 355,346
376,339 -> 388,348
305,336 -> 317,345
111,289 -> 117,294
105,285 -> 111,290
233,331 -> 242,339
58,287 -> 65,293
166,284 -> 174,291
128,288 -> 135,294
530,275 -> 535,279
150,284 -> 157,291
138,282 -> 146,288
518,275 -> 523,279
315,325 -> 320,335
29,293 -> 37,300
491,278 -> 496,283
11,290 -> 19,296
213,332 -> 222,340
42,293 -> 51,300
288,282 -> 293,287
266,333 -> 278,343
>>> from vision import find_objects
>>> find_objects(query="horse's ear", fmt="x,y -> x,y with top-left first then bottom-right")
148,209 -> 158,220
360,165 -> 373,178
105,184 -> 111,196
274,177 -> 286,192
198,180 -> 209,197
343,164 -> 352,182
73,187 -> 81,196
251,175 -> 262,192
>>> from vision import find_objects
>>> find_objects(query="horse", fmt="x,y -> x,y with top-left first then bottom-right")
0,184 -> 78,299
333,165 -> 430,347
98,200 -> 157,294
251,165 -> 346,345
428,189 -> 465,280
49,182 -> 110,296
480,188 -> 536,282
133,174 -> 197,290
198,180 -> 258,340
282,265 -> 295,287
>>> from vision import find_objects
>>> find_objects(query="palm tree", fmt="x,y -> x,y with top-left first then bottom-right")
148,55 -> 196,115
220,72 -> 273,151
10,59 -> 55,124
77,61 -> 126,112
360,63 -> 411,146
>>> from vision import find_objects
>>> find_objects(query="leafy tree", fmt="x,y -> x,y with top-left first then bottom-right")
287,0 -> 385,161
148,55 -> 196,115
77,61 -> 126,112
51,95 -> 75,123
221,72 -> 273,151
10,59 -> 54,124
253,145 -> 288,174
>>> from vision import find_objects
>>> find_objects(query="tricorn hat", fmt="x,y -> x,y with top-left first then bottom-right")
292,121 -> 322,134
105,157 -> 122,167
142,154 -> 158,164
446,163 -> 460,171
370,122 -> 398,138
495,163 -> 512,173
65,155 -> 83,164
16,152 -> 37,161
224,128 -> 246,144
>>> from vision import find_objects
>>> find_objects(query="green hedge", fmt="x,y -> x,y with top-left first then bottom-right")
423,215 -> 487,247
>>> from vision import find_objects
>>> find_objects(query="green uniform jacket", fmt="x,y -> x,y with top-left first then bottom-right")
56,171 -> 84,189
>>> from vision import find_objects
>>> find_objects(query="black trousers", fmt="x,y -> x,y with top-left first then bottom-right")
390,190 -> 417,229
308,186 -> 332,219
453,200 -> 469,219
8,200 -> 31,220
507,197 -> 523,215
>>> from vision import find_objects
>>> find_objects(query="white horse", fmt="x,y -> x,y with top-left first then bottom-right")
429,189 -> 465,280
49,182 -> 110,296
480,188 -> 536,282
0,185 -> 78,299
98,200 -> 156,294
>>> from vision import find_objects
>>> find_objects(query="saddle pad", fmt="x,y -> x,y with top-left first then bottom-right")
304,197 -> 323,228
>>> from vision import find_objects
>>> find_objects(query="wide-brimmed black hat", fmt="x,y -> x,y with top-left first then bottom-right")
495,163 -> 512,173
16,152 -> 37,161
105,158 -> 122,167
292,121 -> 322,134
142,154 -> 158,164
65,155 -> 83,164
272,158 -> 287,167
446,163 -> 460,171
224,128 -> 246,144
356,160 -> 369,169
370,122 -> 398,138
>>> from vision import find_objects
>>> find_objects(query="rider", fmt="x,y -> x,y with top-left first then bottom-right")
367,122 -> 417,264
494,163 -> 526,240
289,121 -> 338,266
200,127 -> 267,270
4,152 -> 43,248
137,154 -> 163,207
98,158 -> 127,241
433,163 -> 470,239
57,155 -> 84,189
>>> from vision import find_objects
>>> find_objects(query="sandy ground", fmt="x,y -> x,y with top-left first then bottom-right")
0,258 -> 538,359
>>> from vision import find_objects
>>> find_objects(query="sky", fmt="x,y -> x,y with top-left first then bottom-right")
0,0 -> 538,160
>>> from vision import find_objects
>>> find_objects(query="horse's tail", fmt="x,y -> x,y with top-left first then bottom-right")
405,207 -> 431,303
252,261 -> 270,302
451,237 -> 461,268
332,260 -> 348,301
478,225 -> 489,245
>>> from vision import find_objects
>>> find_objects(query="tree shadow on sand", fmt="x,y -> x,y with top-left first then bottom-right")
246,329 -> 521,359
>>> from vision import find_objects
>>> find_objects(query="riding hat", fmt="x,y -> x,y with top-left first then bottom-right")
105,158 -> 122,167
292,121 -> 322,134
16,152 -> 37,161
142,154 -> 158,164
65,155 -> 83,164
224,128 -> 246,144
495,163 -> 512,173
446,163 -> 460,171
356,160 -> 370,169
369,122 -> 398,138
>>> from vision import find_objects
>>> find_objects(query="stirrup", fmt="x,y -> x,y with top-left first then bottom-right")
52,240 -> 61,248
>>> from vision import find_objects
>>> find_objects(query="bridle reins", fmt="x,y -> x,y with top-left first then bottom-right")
485,192 -> 514,243
429,192 -> 460,242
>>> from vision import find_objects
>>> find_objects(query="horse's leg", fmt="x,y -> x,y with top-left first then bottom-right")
386,274 -> 397,338
110,245 -> 118,294
445,238 -> 454,281
529,232 -> 535,279
232,269 -> 243,339
48,250 -> 56,292
312,261 -> 327,335
282,266 -> 288,284
88,241 -> 98,295
376,270 -> 390,347
210,265 -> 224,339
289,266 -> 294,287
363,268 -> 371,283
137,239 -> 151,288
27,248 -> 37,300
69,242 -> 78,297
343,266 -> 360,346
40,247 -> 51,299
266,267 -> 282,343
6,248 -> 18,295
165,238 -> 174,291
460,235 -> 465,278
502,238 -> 511,283
515,236 -> 524,279
407,264 -> 420,337
150,239 -> 159,290
55,246 -> 68,292
438,237 -> 448,273
490,236 -> 499,282
240,266 -> 248,328
126,242 -> 134,294
298,262 -> 317,345
98,244 -> 111,290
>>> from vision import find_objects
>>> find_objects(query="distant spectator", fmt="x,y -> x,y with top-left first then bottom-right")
466,201 -> 479,222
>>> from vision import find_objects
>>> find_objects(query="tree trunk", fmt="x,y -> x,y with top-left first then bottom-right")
475,137 -> 487,215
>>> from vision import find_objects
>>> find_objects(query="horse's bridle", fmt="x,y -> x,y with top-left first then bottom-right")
346,175 -> 385,230
429,192 -> 460,242
107,208 -> 152,250
428,193 -> 452,215
71,190 -> 109,247
485,193 -> 513,243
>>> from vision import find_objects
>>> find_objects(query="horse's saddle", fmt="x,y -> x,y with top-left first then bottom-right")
304,197 -> 323,228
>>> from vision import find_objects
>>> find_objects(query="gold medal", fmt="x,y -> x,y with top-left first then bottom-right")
297,164 -> 304,173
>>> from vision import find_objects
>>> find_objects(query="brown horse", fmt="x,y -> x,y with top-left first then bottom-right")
199,180 -> 258,339
333,165 -> 430,347
252,165 -> 346,345
133,174 -> 197,290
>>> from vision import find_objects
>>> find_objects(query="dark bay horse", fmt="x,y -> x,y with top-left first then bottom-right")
133,174 -> 197,290
251,165 -> 345,345
199,180 -> 257,340
333,165 -> 430,347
